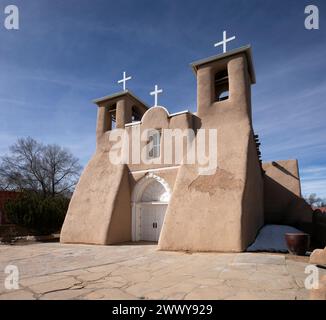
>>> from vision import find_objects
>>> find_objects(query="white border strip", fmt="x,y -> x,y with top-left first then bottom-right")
125,121 -> 141,127
130,165 -> 180,175
125,110 -> 190,127
169,110 -> 189,117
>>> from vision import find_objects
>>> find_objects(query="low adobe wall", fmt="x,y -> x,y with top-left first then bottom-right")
60,148 -> 131,245
313,210 -> 326,247
310,275 -> 326,300
262,160 -> 313,232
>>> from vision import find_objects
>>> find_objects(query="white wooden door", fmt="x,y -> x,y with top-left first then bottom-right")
140,205 -> 157,241
155,204 -> 166,238
140,204 -> 167,242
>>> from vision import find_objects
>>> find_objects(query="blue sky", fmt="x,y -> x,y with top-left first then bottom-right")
0,0 -> 325,198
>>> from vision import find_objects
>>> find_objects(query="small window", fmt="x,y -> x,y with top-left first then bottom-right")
215,69 -> 229,102
147,130 -> 161,159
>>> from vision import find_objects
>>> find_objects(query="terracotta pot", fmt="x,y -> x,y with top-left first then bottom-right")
285,233 -> 310,256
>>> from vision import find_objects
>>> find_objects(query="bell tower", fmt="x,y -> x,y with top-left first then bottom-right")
191,45 -> 256,125
93,90 -> 148,147
159,46 -> 263,252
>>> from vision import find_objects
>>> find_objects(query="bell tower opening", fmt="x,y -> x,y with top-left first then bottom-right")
191,46 -> 256,117
108,104 -> 117,130
215,69 -> 229,102
131,106 -> 142,122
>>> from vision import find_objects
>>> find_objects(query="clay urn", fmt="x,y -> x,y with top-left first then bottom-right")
285,233 -> 310,256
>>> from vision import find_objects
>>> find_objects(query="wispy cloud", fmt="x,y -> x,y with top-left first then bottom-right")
300,165 -> 326,198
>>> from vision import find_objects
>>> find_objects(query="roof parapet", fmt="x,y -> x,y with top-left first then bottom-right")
190,45 -> 256,84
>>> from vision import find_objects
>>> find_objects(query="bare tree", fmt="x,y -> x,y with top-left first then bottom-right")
305,193 -> 324,208
0,137 -> 82,197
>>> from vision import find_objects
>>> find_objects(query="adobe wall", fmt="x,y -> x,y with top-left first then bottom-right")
313,209 -> 326,246
61,48 -> 264,249
126,108 -> 194,173
241,132 -> 264,248
158,132 -> 263,252
60,135 -> 132,245
262,160 -> 312,228
61,95 -> 192,245
61,106 -> 187,245
310,247 -> 326,267
158,54 -> 264,252
310,275 -> 326,300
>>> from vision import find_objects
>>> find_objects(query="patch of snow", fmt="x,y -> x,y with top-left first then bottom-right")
247,224 -> 304,253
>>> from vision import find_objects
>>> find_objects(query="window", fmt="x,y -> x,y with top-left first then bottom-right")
147,130 -> 161,159
215,69 -> 229,102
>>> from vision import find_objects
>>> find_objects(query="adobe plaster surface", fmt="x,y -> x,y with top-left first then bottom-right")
61,48 -> 266,251
0,243 -> 324,300
310,247 -> 326,267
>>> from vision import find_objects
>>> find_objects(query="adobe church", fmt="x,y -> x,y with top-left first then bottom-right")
60,45 -> 312,252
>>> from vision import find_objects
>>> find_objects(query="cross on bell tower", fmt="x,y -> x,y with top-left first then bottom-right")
117,71 -> 132,91
214,30 -> 236,53
150,85 -> 163,107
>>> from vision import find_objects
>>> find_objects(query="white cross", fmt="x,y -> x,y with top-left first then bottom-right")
117,71 -> 132,91
150,85 -> 163,107
214,30 -> 236,53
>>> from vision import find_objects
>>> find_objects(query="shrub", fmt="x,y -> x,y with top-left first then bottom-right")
4,192 -> 69,235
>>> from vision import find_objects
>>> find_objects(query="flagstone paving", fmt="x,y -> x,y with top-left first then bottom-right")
0,242 -> 324,300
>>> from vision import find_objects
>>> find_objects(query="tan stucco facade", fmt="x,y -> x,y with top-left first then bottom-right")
310,247 -> 326,267
61,46 -> 312,252
262,160 -> 312,229
310,275 -> 326,300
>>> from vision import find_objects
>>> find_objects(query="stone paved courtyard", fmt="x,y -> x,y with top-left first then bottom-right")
0,242 -> 324,300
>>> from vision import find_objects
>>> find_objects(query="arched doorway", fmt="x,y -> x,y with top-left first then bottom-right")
131,173 -> 171,242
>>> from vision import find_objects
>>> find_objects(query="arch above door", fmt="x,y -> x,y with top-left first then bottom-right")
131,173 -> 171,242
